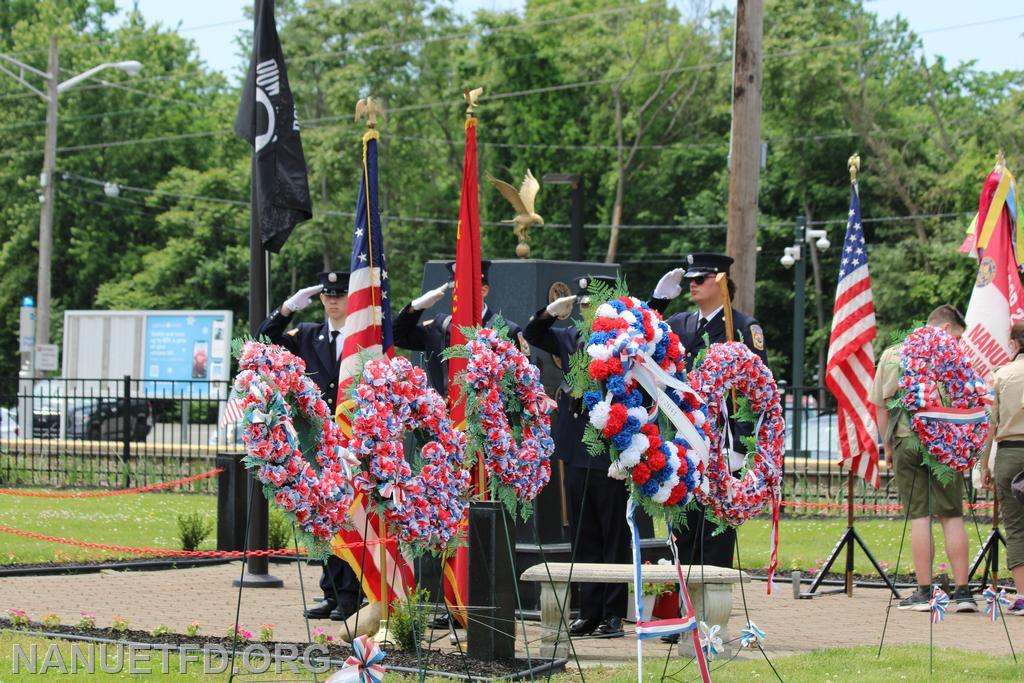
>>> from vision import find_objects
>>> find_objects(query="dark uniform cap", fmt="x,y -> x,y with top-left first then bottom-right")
445,260 -> 491,285
575,274 -> 618,295
684,252 -> 733,279
317,271 -> 350,296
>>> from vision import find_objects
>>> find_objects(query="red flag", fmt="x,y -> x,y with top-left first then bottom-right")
444,115 -> 484,628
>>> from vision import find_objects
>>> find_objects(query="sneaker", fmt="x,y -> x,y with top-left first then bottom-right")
1008,598 -> 1024,615
952,587 -> 978,613
897,589 -> 932,612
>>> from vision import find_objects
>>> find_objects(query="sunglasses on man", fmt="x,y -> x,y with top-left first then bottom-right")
686,274 -> 716,285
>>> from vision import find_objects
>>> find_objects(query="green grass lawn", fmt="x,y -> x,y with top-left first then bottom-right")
0,490 -> 217,565
0,487 -> 999,579
1,632 -> 1020,682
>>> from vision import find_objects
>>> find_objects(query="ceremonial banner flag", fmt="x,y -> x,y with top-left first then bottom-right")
826,183 -> 881,489
443,115 -> 484,627
961,165 -> 1024,384
331,129 -> 412,607
234,0 -> 312,253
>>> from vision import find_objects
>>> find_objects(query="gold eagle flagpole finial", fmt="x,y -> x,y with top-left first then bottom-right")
848,153 -> 860,185
354,97 -> 385,129
464,86 -> 483,115
996,149 -> 1006,171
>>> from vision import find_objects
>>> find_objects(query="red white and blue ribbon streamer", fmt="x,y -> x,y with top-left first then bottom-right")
984,585 -> 1011,623
626,500 -> 709,683
326,635 -> 386,683
930,586 -> 949,624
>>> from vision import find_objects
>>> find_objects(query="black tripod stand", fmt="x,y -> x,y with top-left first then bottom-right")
969,493 -> 1007,588
801,471 -> 900,598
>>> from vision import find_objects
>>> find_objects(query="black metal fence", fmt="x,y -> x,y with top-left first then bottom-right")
783,384 -> 993,511
0,375 -> 243,492
0,377 -> 992,509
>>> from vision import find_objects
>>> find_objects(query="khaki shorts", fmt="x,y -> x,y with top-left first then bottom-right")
891,436 -> 963,519
994,446 -> 1024,571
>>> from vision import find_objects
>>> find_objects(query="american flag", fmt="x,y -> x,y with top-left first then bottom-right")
219,397 -> 244,429
826,184 -> 881,488
339,131 -> 393,381
333,130 -> 412,606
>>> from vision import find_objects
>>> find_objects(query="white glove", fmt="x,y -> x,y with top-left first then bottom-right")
653,268 -> 685,300
410,281 -> 451,311
283,284 -> 323,315
546,295 -> 577,320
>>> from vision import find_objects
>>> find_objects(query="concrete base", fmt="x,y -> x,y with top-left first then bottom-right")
232,572 -> 284,588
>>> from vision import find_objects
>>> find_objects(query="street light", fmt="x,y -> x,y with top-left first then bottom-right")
780,216 -> 831,457
0,39 -> 142,365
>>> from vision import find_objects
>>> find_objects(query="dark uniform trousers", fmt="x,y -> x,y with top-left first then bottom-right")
257,308 -> 362,611
648,298 -> 768,570
524,311 -> 629,620
392,304 -> 524,396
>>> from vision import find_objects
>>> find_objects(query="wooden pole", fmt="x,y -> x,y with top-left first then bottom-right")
724,0 -> 764,315
716,273 -> 739,409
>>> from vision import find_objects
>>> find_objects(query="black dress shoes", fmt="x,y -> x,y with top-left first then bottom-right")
597,616 -> 624,637
660,632 -> 680,645
304,598 -> 337,619
329,603 -> 358,621
568,617 -> 601,636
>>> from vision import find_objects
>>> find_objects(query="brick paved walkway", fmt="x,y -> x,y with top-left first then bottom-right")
1,562 -> 1021,666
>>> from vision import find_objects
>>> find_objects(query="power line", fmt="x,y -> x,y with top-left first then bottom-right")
59,170 -> 974,233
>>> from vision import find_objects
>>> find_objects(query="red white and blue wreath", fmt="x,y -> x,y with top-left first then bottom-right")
447,326 -> 554,517
346,356 -> 470,555
575,295 -> 711,521
896,326 -> 991,482
231,341 -> 356,559
688,341 -> 785,589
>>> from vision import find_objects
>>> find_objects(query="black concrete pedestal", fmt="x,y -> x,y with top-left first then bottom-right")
467,501 -> 516,660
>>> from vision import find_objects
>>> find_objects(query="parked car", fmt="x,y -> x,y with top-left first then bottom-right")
0,406 -> 19,438
65,398 -> 153,441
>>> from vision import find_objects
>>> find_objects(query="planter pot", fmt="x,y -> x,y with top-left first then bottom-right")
625,594 -> 657,623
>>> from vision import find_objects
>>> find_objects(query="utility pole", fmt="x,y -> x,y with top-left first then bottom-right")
724,0 -> 764,314
36,35 -> 59,352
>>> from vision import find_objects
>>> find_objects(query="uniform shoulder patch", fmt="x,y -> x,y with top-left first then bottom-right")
517,332 -> 531,356
749,324 -> 765,351
286,328 -> 300,337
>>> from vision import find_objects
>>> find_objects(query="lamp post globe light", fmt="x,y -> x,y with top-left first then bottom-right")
0,38 -> 142,370
780,217 -> 830,457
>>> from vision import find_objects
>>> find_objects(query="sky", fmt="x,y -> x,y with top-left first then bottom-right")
112,0 -> 1024,81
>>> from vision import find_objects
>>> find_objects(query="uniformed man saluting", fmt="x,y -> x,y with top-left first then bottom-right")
393,260 -> 525,396
257,271 -> 363,622
525,275 -> 629,639
647,252 -> 767,643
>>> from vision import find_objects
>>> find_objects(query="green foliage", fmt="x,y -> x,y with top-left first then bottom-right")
267,507 -> 291,551
0,0 -> 1017,389
175,511 -> 213,552
388,585 -> 431,651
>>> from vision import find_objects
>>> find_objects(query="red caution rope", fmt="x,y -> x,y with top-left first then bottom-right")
0,524 -> 399,558
0,468 -> 224,498
779,500 -> 994,512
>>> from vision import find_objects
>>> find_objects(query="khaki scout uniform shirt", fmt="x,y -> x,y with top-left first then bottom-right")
991,355 -> 1024,443
870,343 -> 911,439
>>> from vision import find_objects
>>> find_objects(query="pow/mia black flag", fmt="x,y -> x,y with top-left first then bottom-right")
235,0 -> 312,253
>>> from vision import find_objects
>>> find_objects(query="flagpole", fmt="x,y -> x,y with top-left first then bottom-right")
844,157 -> 859,599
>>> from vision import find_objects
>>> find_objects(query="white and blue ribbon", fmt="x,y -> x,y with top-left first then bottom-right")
698,621 -> 723,660
739,621 -> 766,648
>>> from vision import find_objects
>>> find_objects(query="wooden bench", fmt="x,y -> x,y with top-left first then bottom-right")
520,562 -> 748,658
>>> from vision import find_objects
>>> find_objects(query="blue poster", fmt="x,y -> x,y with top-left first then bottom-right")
142,313 -> 230,397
